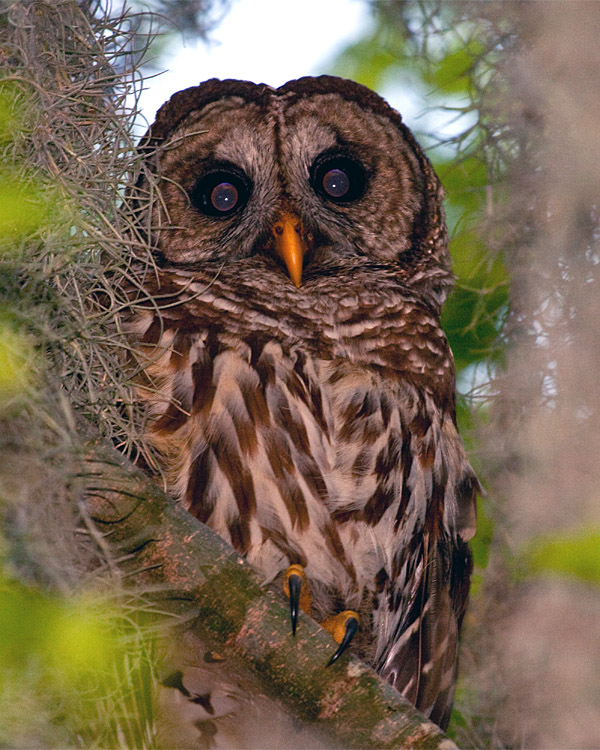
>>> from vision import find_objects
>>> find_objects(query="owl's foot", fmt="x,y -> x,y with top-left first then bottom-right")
323,610 -> 359,666
283,564 -> 312,636
283,567 -> 358,664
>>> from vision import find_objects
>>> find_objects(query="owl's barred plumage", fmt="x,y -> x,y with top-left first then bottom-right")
129,76 -> 479,730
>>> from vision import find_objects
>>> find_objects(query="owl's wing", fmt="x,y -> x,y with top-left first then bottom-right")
378,534 -> 473,729
377,450 -> 477,730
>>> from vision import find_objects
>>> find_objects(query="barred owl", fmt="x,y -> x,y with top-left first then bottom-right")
129,76 -> 479,731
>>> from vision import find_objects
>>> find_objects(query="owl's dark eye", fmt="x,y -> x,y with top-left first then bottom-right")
310,150 -> 367,203
189,165 -> 252,217
322,168 -> 350,198
210,182 -> 238,212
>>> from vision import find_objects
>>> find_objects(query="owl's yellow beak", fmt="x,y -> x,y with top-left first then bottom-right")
272,212 -> 305,287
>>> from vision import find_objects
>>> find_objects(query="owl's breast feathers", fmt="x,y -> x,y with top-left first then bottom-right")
129,268 -> 478,727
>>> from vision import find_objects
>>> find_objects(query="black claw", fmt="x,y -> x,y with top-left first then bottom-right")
288,573 -> 302,636
326,617 -> 359,667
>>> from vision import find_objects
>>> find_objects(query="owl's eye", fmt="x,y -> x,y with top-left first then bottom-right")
189,165 -> 252,217
310,150 -> 367,204
322,169 -> 350,198
210,182 -> 238,212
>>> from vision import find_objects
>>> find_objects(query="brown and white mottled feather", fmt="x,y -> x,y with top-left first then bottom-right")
128,76 -> 479,730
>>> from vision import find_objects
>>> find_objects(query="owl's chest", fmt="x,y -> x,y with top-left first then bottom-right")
144,326 -> 406,501
138,319 -> 453,606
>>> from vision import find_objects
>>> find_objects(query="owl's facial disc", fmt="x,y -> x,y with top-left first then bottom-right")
272,212 -> 306,287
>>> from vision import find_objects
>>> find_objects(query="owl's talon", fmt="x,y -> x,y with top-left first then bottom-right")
288,572 -> 302,636
323,610 -> 359,667
283,564 -> 311,636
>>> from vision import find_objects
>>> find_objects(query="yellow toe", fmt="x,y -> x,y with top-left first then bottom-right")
321,610 -> 359,644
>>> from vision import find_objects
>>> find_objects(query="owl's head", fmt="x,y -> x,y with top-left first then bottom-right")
133,76 -> 451,310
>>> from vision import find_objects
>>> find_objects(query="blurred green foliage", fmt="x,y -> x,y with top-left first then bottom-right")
0,578 -> 117,687
0,86 -> 62,251
518,527 -> 600,584
0,82 -> 29,142
0,170 -> 55,246
0,314 -> 37,416
0,574 -> 156,747
0,87 -> 43,414
0,79 -> 155,747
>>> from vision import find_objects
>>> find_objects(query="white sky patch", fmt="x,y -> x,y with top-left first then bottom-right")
135,0 -> 371,128
132,0 -> 471,152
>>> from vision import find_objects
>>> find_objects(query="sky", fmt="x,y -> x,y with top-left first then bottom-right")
134,0 -> 470,149
136,0 -> 371,128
